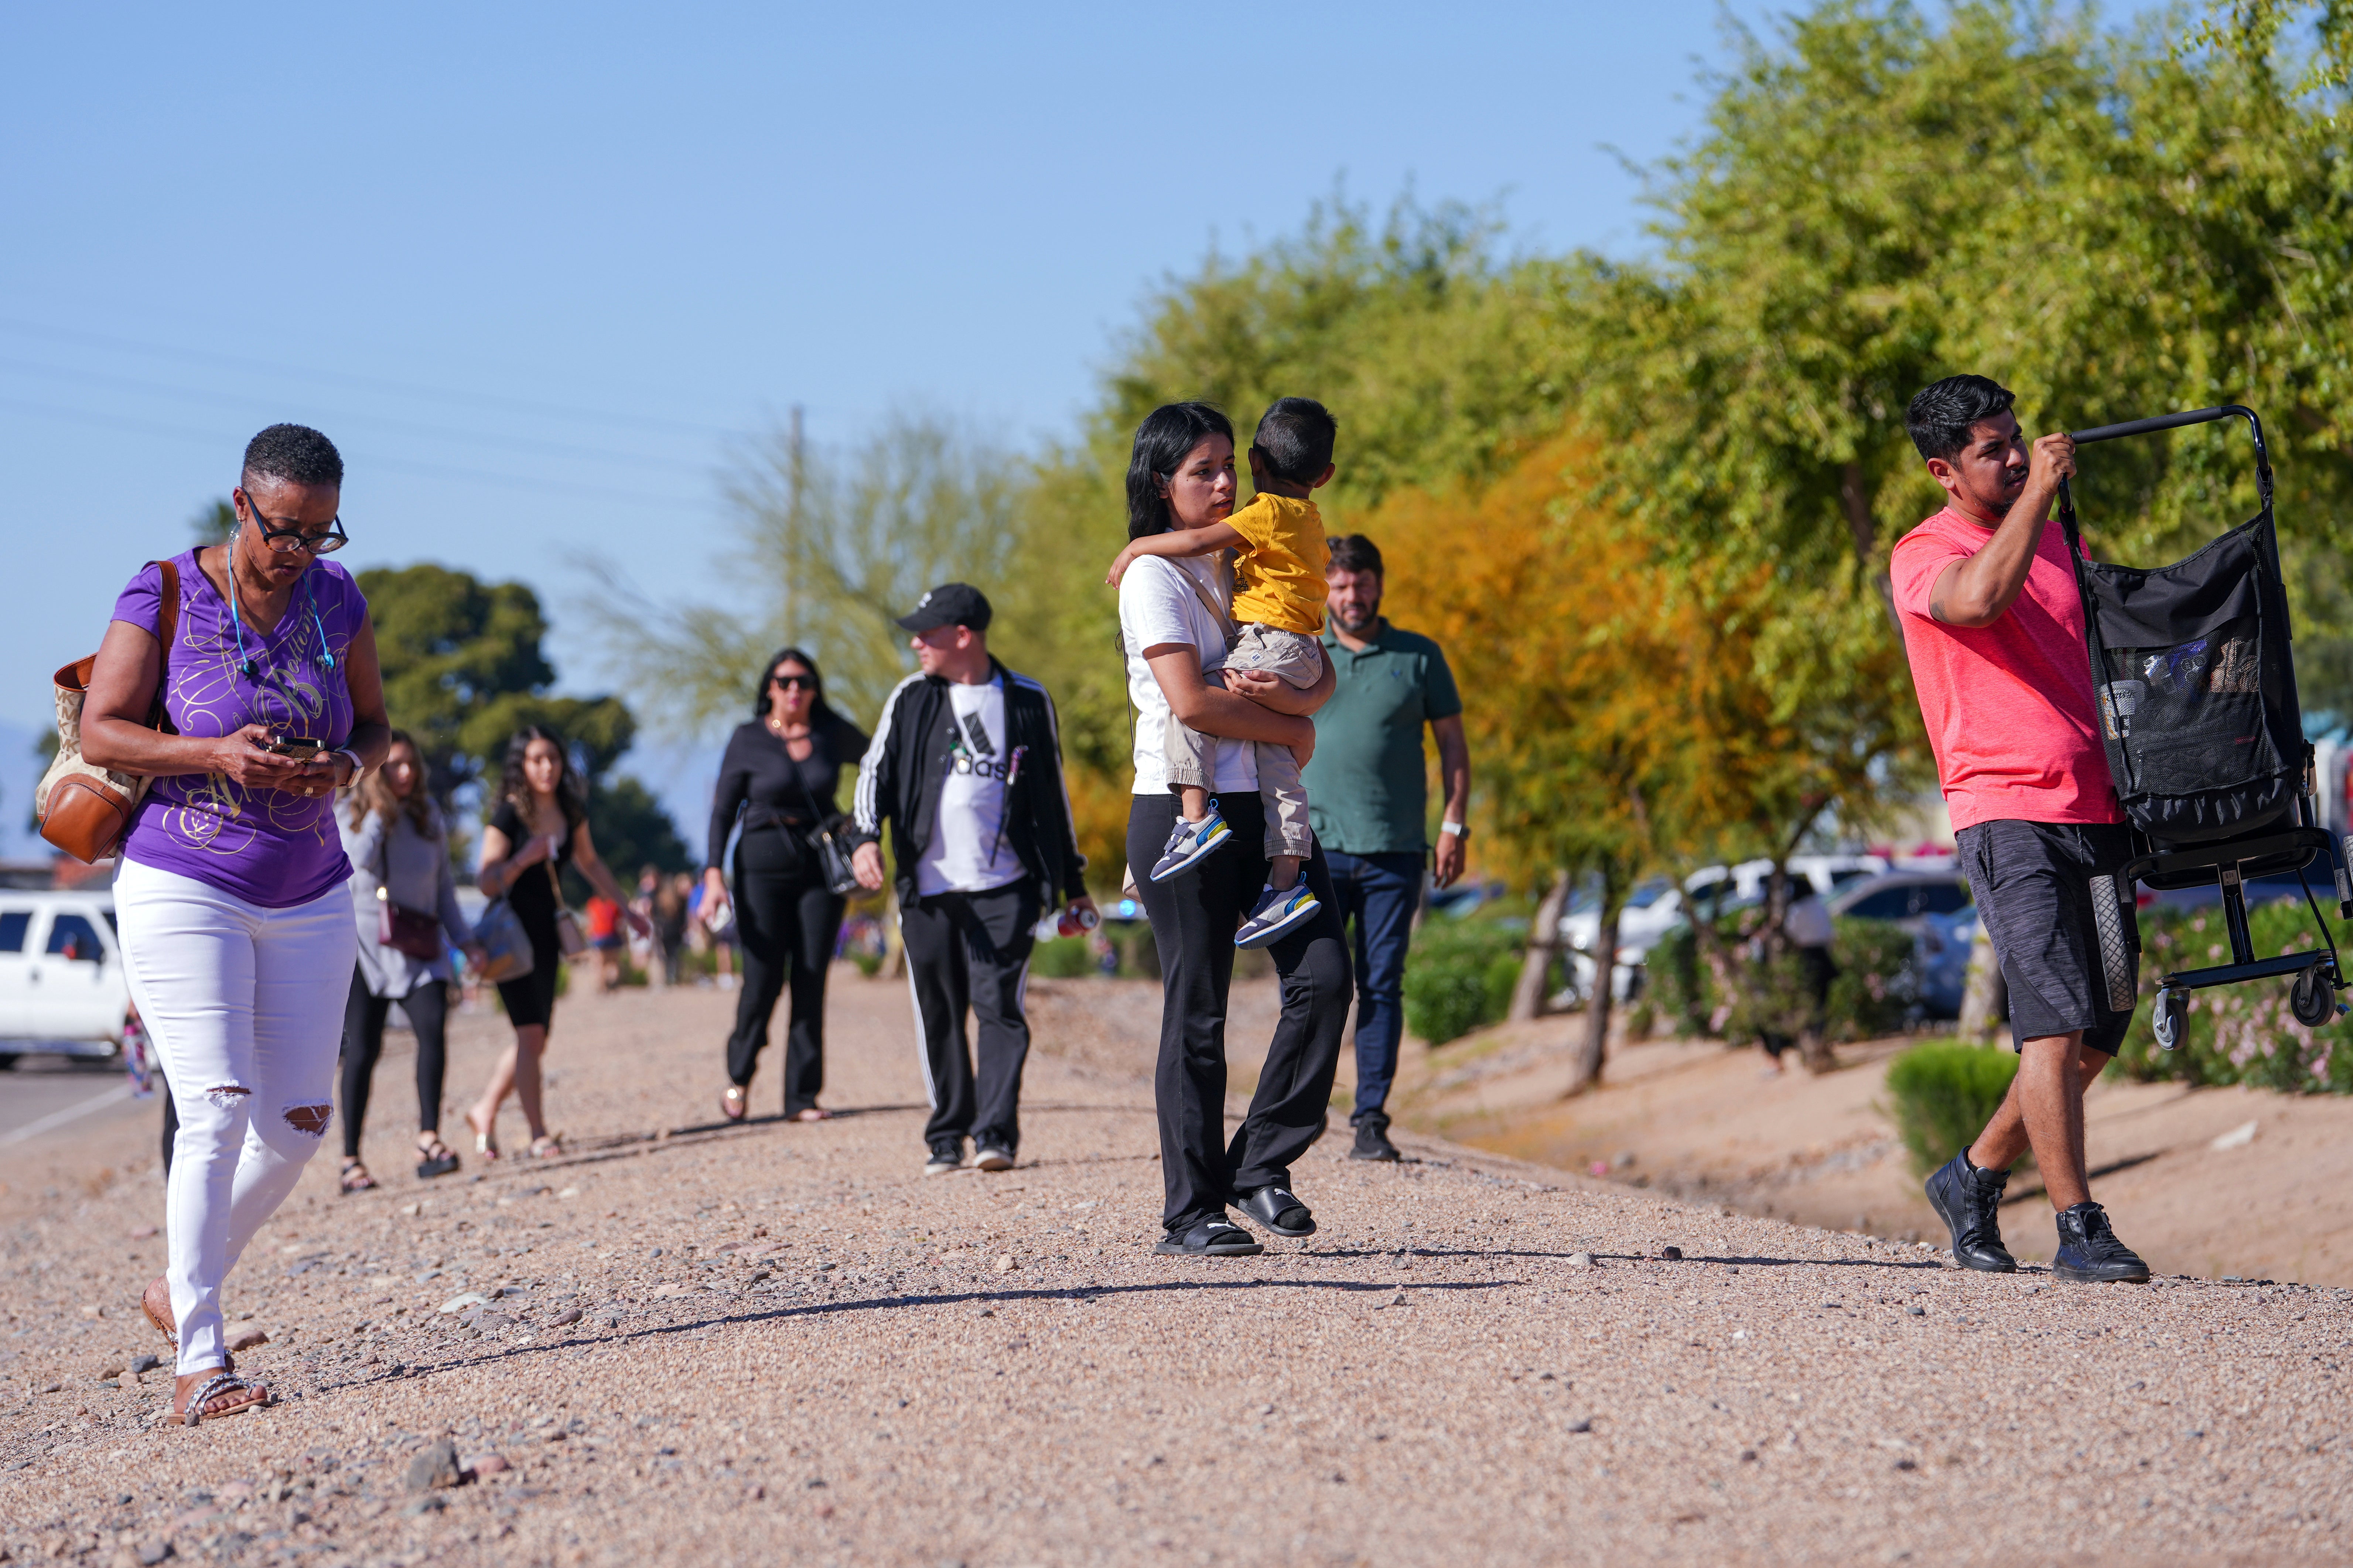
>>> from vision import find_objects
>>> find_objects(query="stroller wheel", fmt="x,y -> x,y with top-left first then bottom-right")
2153,987 -> 2189,1052
2291,964 -> 2336,1029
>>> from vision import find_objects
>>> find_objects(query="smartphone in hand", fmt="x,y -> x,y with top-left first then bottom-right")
264,734 -> 324,762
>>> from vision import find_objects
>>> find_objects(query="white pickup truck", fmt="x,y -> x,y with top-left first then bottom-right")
0,889 -> 130,1068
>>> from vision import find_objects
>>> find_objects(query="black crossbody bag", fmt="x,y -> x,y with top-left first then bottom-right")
786,745 -> 862,898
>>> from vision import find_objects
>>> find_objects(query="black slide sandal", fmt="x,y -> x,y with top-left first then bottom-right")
1155,1219 -> 1264,1257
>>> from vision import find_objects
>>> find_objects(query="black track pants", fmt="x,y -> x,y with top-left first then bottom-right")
726,830 -> 847,1114
899,879 -> 1040,1153
1128,792 -> 1350,1233
338,968 -> 450,1160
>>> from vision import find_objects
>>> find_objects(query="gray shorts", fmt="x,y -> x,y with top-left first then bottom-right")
1164,623 -> 1322,860
1956,818 -> 2136,1054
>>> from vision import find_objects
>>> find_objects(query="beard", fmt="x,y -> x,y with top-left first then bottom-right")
1334,600 -> 1381,635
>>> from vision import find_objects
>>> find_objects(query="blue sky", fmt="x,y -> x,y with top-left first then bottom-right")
0,1 -> 2147,855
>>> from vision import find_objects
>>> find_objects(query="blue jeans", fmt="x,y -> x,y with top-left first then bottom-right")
1325,848 -> 1424,1123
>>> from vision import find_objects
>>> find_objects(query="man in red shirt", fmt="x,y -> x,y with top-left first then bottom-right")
1893,374 -> 2149,1285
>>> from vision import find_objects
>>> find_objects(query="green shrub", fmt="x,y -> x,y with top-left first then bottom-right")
1641,913 -> 1916,1043
1403,918 -> 1523,1045
1031,936 -> 1094,979
1828,916 -> 1915,1041
1885,1041 -> 2019,1177
2112,896 -> 2350,1092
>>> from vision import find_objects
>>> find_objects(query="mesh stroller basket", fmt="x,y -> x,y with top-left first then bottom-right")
2059,403 -> 2349,1045
2079,514 -> 2303,847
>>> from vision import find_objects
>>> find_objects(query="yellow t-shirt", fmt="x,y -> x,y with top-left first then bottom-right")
1225,493 -> 1329,636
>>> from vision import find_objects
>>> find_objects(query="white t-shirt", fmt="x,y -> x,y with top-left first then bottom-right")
915,675 -> 1028,897
1118,554 -> 1259,796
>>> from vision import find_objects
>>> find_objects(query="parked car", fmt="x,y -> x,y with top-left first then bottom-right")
1559,854 -> 1889,1002
1826,870 -> 1976,1020
0,889 -> 130,1068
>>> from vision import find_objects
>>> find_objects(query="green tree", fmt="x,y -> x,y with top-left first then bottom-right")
190,499 -> 235,546
583,409 -> 1027,738
357,563 -> 679,877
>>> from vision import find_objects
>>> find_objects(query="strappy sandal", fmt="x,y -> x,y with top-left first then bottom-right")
338,1159 -> 378,1195
177,1367 -> 269,1426
719,1086 -> 748,1123
414,1136 -> 460,1180
790,1106 -> 832,1123
528,1133 -> 564,1159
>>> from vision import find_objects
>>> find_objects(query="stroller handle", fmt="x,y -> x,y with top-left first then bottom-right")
2064,404 -> 2271,509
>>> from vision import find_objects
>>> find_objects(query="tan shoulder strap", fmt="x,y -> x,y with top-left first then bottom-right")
1175,560 -> 1235,646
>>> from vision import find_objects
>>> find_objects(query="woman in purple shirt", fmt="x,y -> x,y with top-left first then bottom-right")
79,424 -> 391,1427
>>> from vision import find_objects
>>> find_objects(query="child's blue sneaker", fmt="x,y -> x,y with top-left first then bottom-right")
1150,805 -> 1233,882
1236,881 -> 1320,948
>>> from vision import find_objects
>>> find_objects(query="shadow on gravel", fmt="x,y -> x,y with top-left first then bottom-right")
360,1276 -> 1522,1391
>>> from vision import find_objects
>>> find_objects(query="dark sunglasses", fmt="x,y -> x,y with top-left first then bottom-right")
770,673 -> 816,691
238,493 -> 347,555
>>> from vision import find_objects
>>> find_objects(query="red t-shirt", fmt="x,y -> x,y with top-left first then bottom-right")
1890,506 -> 2121,831
585,896 -> 621,940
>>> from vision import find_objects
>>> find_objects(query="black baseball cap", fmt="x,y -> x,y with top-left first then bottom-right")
895,582 -> 992,634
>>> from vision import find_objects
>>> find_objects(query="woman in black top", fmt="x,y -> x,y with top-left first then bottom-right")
705,648 -> 870,1123
466,726 -> 645,1159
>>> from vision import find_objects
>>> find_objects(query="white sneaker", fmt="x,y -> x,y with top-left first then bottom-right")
969,1146 -> 1015,1172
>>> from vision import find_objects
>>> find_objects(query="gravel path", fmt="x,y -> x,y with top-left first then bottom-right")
4,975 -> 2350,1565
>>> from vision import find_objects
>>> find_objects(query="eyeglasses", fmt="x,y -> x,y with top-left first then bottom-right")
771,674 -> 816,691
238,494 -> 347,555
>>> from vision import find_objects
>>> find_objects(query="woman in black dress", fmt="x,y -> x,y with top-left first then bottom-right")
705,648 -> 870,1123
465,726 -> 646,1158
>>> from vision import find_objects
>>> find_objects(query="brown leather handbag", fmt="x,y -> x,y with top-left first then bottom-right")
37,559 -> 180,864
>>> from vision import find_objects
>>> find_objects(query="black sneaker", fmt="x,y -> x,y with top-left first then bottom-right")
1350,1118 -> 1401,1163
2053,1202 -> 2150,1283
1235,1185 -> 1315,1237
969,1145 -> 1015,1172
1153,1219 -> 1263,1257
1923,1149 -> 2015,1273
922,1139 -> 965,1177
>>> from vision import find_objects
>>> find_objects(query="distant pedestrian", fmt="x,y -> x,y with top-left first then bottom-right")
1117,403 -> 1348,1257
1300,533 -> 1469,1161
703,647 -> 871,1124
464,726 -> 647,1161
584,894 -> 623,992
655,872 -> 692,986
335,730 -> 483,1191
80,421 -> 389,1423
1759,889 -> 1835,1074
850,584 -> 1093,1175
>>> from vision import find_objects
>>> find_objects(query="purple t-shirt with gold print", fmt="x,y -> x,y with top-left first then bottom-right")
110,550 -> 366,908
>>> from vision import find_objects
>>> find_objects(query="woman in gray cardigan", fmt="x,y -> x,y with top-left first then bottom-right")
335,731 -> 482,1191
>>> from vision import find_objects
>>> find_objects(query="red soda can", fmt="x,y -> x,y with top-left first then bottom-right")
1056,905 -> 1102,939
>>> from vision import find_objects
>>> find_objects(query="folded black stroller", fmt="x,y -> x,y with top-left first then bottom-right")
2062,404 -> 2352,1048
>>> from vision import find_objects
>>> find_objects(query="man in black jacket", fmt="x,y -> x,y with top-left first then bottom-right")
850,583 -> 1094,1175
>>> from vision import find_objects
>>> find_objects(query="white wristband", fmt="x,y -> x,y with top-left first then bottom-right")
1440,821 -> 1466,837
335,748 -> 365,784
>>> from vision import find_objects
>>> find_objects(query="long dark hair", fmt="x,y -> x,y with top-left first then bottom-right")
753,646 -> 846,733
1126,401 -> 1235,540
346,727 -> 438,839
498,724 -> 587,830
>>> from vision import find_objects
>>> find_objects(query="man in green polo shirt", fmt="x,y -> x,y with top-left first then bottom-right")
1300,534 -> 1471,1161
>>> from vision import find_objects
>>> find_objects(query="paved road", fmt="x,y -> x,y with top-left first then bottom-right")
0,1055 -> 147,1147
1,981 -> 2346,1565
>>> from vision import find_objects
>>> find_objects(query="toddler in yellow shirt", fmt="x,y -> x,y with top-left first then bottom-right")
1107,397 -> 1332,949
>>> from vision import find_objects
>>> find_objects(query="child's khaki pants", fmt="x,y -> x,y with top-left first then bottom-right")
1164,622 -> 1322,859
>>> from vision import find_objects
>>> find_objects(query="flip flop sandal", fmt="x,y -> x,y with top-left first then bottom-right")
178,1369 -> 268,1427
790,1106 -> 832,1122
414,1139 -> 460,1180
719,1086 -> 749,1123
528,1134 -> 565,1159
338,1160 -> 378,1196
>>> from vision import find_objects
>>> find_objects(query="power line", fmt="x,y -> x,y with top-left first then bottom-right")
0,353 -> 722,477
0,394 -> 700,509
0,315 -> 813,441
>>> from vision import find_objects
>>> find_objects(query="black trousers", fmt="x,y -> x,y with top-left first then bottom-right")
339,968 -> 450,1160
727,830 -> 847,1113
899,879 -> 1039,1153
1128,792 -> 1350,1232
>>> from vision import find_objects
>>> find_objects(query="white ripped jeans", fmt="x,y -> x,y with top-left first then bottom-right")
115,859 -> 354,1376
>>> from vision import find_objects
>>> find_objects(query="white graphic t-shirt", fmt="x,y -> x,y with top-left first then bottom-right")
915,676 -> 1027,897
